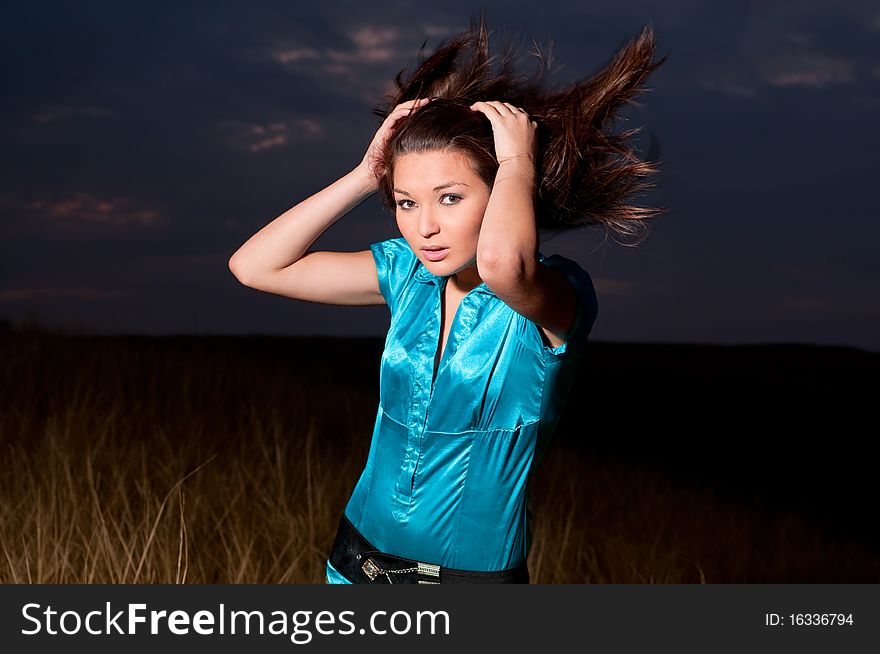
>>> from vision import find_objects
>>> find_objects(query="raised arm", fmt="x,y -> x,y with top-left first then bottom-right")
228,165 -> 384,305
228,97 -> 433,306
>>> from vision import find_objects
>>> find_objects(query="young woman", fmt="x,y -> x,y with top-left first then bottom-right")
229,13 -> 666,584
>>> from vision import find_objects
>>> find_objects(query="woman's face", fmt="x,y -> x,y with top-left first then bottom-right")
392,149 -> 492,279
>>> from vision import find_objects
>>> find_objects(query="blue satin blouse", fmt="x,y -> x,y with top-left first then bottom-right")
326,237 -> 598,583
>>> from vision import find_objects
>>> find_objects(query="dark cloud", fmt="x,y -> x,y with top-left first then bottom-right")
0,1 -> 876,349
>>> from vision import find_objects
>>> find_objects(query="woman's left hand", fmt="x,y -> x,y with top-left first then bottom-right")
469,101 -> 537,168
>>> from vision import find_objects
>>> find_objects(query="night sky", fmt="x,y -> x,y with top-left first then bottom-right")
2,1 -> 878,351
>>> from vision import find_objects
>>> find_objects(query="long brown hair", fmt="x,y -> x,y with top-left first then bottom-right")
371,9 -> 669,246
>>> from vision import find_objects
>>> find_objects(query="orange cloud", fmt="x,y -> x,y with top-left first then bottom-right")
25,192 -> 161,229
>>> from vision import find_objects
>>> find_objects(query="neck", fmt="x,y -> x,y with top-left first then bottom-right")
448,263 -> 483,294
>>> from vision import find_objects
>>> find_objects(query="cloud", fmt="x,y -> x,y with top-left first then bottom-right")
265,23 -> 414,99
422,22 -> 468,38
270,25 -> 402,79
594,278 -> 638,297
344,26 -> 400,62
215,117 -> 324,153
31,105 -> 114,124
272,47 -> 321,64
778,295 -> 837,313
758,53 -> 855,88
696,72 -> 760,99
696,51 -> 859,98
684,2 -> 874,97
24,192 -> 161,230
696,47 -> 860,97
771,263 -> 841,281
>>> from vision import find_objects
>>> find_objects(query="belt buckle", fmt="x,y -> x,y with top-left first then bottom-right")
361,557 -> 382,581
361,556 -> 441,583
417,561 -> 440,584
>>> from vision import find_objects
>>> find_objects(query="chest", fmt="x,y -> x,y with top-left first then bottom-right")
379,282 -> 547,431
434,287 -> 465,376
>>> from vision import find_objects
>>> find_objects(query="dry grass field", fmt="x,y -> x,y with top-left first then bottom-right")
1,327 -> 877,583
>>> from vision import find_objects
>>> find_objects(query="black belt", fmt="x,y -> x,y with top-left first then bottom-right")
328,513 -> 529,584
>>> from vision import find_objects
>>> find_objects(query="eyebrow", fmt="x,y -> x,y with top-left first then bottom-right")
393,182 -> 470,196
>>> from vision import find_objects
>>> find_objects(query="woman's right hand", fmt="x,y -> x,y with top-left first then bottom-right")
357,97 -> 433,188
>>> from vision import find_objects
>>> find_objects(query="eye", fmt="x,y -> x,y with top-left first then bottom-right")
396,194 -> 462,210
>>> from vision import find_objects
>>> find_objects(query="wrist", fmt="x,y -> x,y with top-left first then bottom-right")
494,159 -> 536,188
349,164 -> 379,194
496,156 -> 535,176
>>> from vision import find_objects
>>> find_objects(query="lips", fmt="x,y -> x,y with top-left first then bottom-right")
422,246 -> 449,262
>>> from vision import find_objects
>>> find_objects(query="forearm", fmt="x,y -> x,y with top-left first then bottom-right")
476,159 -> 538,277
229,165 -> 377,277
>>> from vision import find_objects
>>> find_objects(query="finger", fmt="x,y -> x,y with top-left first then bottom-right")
490,101 -> 521,118
390,98 -> 432,120
487,101 -> 514,115
483,101 -> 514,114
403,100 -> 429,112
469,101 -> 506,117
393,98 -> 432,115
502,102 -> 531,120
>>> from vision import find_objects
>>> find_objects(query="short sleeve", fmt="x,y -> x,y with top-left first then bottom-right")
516,253 -> 599,361
369,237 -> 418,314
543,253 -> 598,346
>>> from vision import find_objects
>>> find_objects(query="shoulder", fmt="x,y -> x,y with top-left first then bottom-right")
537,252 -> 599,332
369,237 -> 416,269
510,251 -> 599,360
370,236 -> 413,256
369,237 -> 419,313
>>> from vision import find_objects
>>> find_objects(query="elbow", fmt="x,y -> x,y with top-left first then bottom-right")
228,254 -> 253,286
228,254 -> 241,278
477,248 -> 527,286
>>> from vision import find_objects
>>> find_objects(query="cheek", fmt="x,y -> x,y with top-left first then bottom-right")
468,214 -> 484,236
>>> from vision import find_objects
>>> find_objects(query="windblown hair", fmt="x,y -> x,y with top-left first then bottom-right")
370,10 -> 668,246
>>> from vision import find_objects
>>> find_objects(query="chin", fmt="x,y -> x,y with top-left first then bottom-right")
422,260 -> 448,274
425,256 -> 459,271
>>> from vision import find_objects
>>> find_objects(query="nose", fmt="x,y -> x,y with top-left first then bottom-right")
416,208 -> 440,239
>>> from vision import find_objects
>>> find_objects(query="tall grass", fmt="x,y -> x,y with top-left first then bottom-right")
1,328 -> 876,583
